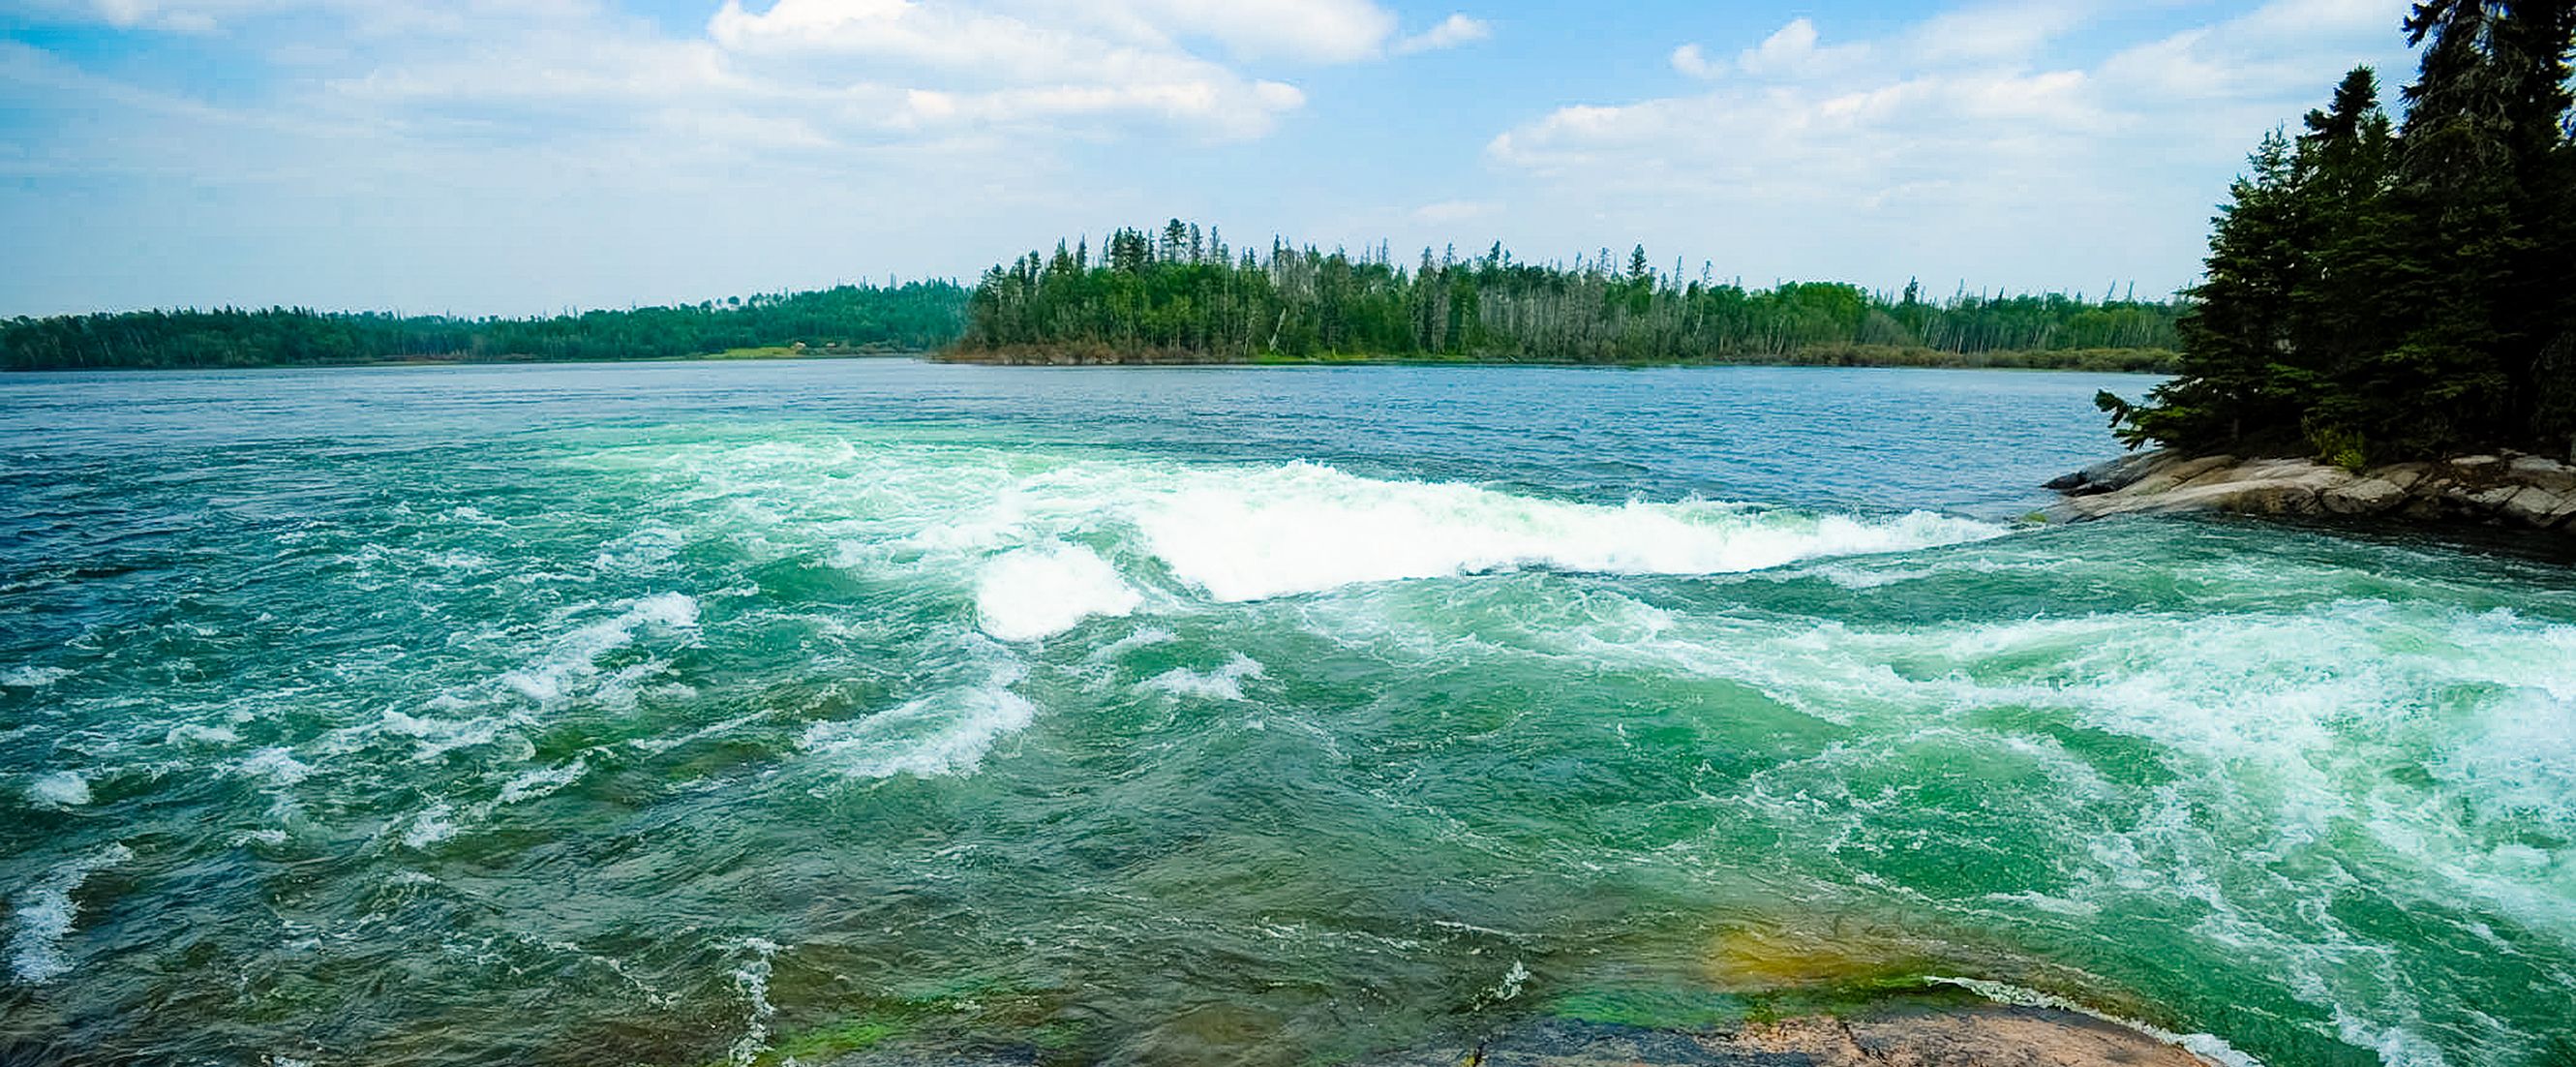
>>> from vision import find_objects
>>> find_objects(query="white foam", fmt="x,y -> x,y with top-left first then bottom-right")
801,664 -> 1037,779
1086,626 -> 1178,663
500,593 -> 698,702
497,759 -> 587,804
380,710 -> 512,761
0,666 -> 72,687
26,771 -> 90,808
237,747 -> 312,786
728,937 -> 780,1066
1132,462 -> 2000,601
166,723 -> 240,747
1140,654 -> 1266,702
9,843 -> 133,985
402,804 -> 459,850
1545,595 -> 2576,1064
975,542 -> 1141,641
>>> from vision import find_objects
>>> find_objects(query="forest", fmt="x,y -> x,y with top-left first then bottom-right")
2105,0 -> 2576,462
954,225 -> 2184,369
0,282 -> 967,371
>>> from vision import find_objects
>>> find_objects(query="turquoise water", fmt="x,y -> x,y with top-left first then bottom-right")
1,360 -> 2570,1066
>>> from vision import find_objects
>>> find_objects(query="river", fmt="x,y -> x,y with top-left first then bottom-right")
1,359 -> 2569,1065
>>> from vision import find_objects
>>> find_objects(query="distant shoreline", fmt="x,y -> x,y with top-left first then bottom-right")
936,343 -> 2180,374
4,347 -> 2180,376
0,347 -> 930,374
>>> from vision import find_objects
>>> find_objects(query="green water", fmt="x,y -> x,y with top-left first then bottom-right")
1,361 -> 2570,1066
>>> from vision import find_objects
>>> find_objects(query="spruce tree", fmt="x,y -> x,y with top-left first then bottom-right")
2111,1 -> 2576,459
2107,131 -> 2308,448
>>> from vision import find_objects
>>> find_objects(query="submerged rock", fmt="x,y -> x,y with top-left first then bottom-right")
2044,448 -> 2576,534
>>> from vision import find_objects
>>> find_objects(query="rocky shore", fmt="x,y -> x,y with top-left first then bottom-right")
1358,1008 -> 2224,1067
2044,448 -> 2576,534
819,1006 -> 2227,1067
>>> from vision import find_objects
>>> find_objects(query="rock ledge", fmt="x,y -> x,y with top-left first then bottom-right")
2044,448 -> 2576,533
1359,1008 -> 2224,1066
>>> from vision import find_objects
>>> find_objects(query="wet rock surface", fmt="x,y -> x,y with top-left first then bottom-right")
822,1008 -> 2221,1067
1359,1009 -> 2218,1067
2045,448 -> 2576,534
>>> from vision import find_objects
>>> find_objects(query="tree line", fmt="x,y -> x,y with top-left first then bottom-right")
2105,0 -> 2576,463
1,282 -> 969,371
955,221 -> 2183,369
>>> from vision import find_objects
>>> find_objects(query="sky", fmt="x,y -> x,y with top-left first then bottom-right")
0,0 -> 2423,318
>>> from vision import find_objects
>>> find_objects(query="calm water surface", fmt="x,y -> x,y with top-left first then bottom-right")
1,360 -> 2570,1066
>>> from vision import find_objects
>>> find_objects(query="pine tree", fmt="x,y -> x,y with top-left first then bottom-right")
2106,131 -> 2308,448
2290,67 -> 2408,450
2497,0 -> 2576,452
2111,2 -> 2576,459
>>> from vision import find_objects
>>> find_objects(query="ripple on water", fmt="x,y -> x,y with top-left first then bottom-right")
2,389 -> 2570,1067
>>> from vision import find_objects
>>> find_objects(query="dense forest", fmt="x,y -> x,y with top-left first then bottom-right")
954,224 -> 2183,369
2105,0 -> 2576,462
0,282 -> 968,370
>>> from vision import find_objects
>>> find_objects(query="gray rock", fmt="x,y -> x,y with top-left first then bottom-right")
2196,480 -> 2326,516
2368,462 -> 2434,492
2500,486 -> 2570,527
2457,483 -> 2524,511
2323,478 -> 2409,515
2506,454 -> 2576,494
2544,495 -> 2576,529
1353,1009 -> 2216,1067
2399,494 -> 2449,520
2047,450 -> 2179,496
2048,450 -> 2576,536
2125,455 -> 2239,497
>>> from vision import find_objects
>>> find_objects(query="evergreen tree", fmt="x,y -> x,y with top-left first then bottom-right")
2109,1 -> 2576,460
958,221 -> 2182,367
3,283 -> 971,370
2106,132 -> 2308,448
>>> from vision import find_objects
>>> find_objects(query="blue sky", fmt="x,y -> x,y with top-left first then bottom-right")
1,0 -> 2420,317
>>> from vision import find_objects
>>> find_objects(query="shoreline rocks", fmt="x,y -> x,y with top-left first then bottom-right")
1358,1009 -> 2224,1066
2044,448 -> 2576,534
820,1007 -> 2227,1067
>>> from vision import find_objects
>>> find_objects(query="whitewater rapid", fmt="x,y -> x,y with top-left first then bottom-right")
5,388 -> 2570,1067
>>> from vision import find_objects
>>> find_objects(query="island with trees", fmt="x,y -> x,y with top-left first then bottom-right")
949,224 -> 2185,371
2056,0 -> 2576,535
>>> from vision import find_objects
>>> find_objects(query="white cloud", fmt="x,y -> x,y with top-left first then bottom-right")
1666,21 -> 1872,85
1394,14 -> 1493,55
1738,17 -> 1816,76
0,0 -> 1491,314
691,0 -> 1302,138
1670,43 -> 1720,79
21,0 -> 609,36
20,0 -> 1470,143
1909,0 -> 2088,65
1105,0 -> 1400,63
1484,0 -> 2417,292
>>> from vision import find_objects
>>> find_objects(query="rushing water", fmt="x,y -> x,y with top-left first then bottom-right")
1,360 -> 2571,1067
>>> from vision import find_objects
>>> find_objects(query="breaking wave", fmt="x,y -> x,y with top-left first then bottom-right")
1128,461 -> 2003,601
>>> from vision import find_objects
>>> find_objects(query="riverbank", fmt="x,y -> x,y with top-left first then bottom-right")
938,343 -> 2180,373
2044,447 -> 2576,534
